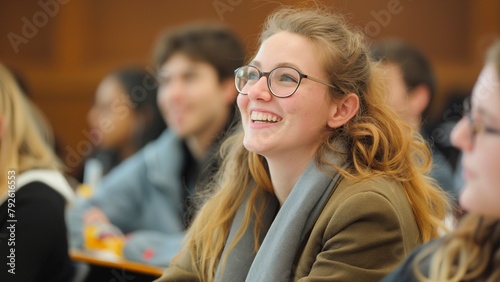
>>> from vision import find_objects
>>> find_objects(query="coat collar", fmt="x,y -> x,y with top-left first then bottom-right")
216,147 -> 346,281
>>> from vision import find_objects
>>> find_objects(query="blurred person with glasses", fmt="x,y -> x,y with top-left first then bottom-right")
383,41 -> 500,282
156,6 -> 448,282
462,96 -> 500,145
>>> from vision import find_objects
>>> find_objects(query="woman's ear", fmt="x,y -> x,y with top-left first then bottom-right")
408,84 -> 431,118
327,93 -> 360,128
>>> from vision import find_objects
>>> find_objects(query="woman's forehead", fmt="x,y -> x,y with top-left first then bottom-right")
472,64 -> 500,121
473,65 -> 500,103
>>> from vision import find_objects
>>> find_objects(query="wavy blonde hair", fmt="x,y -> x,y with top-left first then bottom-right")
0,64 -> 61,196
176,6 -> 449,281
415,214 -> 500,282
413,41 -> 500,282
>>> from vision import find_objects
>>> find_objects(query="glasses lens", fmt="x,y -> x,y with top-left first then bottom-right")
463,97 -> 471,117
269,67 -> 300,97
235,66 -> 259,94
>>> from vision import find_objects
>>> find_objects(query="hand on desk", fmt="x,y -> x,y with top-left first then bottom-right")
83,207 -> 125,258
84,207 -> 110,225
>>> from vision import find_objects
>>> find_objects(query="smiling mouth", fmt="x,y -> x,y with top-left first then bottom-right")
251,111 -> 282,124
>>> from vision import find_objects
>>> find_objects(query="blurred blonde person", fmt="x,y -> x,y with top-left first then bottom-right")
383,41 -> 500,282
0,64 -> 75,282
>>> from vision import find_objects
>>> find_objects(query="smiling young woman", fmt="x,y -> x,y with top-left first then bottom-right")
156,6 -> 449,282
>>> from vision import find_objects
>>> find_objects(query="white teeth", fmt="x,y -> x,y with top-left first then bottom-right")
250,111 -> 281,122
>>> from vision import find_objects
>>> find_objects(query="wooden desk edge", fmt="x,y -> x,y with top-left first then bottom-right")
70,250 -> 164,277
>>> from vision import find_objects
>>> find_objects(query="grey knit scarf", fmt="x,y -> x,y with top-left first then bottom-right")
215,152 -> 345,282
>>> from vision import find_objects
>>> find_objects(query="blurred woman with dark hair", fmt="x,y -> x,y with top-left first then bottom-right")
84,67 -> 166,187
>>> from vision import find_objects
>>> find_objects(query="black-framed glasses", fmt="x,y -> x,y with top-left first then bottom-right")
234,65 -> 340,98
462,97 -> 500,144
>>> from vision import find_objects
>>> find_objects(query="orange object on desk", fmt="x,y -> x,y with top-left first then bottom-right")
84,223 -> 125,258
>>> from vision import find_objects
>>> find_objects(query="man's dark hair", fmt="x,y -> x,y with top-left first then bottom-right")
370,39 -> 436,123
153,22 -> 246,82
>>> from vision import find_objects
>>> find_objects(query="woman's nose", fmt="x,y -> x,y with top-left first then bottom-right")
247,76 -> 272,102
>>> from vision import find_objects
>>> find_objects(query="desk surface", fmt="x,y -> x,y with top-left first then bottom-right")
70,250 -> 164,277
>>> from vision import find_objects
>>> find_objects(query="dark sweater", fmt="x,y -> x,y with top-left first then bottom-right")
0,181 -> 75,282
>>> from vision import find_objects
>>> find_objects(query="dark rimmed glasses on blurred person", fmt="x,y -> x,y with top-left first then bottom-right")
462,97 -> 500,145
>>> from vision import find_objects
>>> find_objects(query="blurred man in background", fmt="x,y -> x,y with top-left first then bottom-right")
370,39 -> 456,201
67,22 -> 245,266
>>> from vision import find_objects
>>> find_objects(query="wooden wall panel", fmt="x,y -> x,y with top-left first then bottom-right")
1,0 -> 499,175
334,0 -> 470,62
